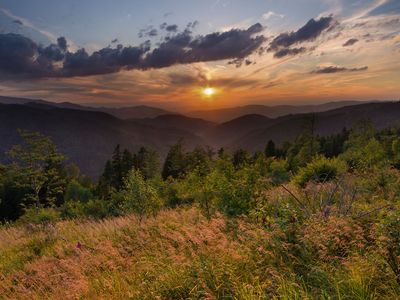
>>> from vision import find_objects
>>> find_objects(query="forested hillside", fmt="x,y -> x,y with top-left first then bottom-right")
1,118 -> 400,298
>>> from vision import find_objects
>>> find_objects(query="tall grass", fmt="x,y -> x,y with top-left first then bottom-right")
0,207 -> 398,299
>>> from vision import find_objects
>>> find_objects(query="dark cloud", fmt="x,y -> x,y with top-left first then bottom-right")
166,24 -> 178,32
138,26 -> 158,38
269,16 -> 334,50
0,33 -> 151,78
343,38 -> 358,47
0,23 -> 266,79
62,42 -> 151,77
13,19 -> 23,26
311,65 -> 368,74
160,23 -> 178,32
0,33 -> 39,75
268,16 -> 335,58
57,37 -> 67,51
274,47 -> 306,58
142,23 -> 266,69
186,21 -> 199,29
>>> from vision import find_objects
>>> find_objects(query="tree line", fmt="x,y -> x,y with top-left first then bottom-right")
0,117 -> 399,223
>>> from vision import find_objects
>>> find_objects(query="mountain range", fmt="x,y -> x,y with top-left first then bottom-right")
0,96 -> 399,178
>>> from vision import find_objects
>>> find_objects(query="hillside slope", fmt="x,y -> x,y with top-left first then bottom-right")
188,101 -> 368,122
0,104 -> 203,177
233,101 -> 400,150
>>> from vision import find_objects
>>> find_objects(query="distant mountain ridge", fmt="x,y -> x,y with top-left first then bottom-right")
0,96 -> 173,119
188,101 -> 371,122
0,96 -> 398,178
0,96 -> 372,122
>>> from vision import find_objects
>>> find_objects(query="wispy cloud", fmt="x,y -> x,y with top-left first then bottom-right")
262,11 -> 285,20
0,7 -> 57,42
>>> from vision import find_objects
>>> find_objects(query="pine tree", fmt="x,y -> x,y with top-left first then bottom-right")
265,140 -> 276,157
162,141 -> 186,180
121,149 -> 134,179
136,147 -> 160,179
111,145 -> 123,190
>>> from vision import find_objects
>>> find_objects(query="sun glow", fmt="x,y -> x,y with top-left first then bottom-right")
203,87 -> 215,96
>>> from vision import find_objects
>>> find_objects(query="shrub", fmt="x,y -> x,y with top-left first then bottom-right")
59,199 -> 86,219
18,207 -> 60,225
120,169 -> 163,222
268,159 -> 290,185
83,198 -> 113,219
293,156 -> 346,187
64,179 -> 92,202
376,209 -> 400,286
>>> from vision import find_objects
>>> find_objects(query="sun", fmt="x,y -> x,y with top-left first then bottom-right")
203,87 -> 215,96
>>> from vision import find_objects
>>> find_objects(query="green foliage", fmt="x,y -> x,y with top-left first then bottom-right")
64,179 -> 92,202
293,155 -> 346,187
7,130 -> 66,208
287,114 -> 320,170
341,119 -> 388,171
162,141 -> 187,179
232,149 -> 251,169
120,169 -> 163,222
18,207 -> 60,225
134,147 -> 160,179
268,159 -> 290,185
377,209 -> 400,285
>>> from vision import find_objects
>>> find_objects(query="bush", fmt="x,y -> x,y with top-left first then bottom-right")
18,207 -> 60,225
64,179 -> 92,202
120,169 -> 163,222
376,209 -> 400,286
293,156 -> 346,187
83,198 -> 113,219
268,159 -> 290,185
59,200 -> 86,219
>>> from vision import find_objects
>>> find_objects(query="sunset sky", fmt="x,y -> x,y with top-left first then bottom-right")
0,0 -> 399,111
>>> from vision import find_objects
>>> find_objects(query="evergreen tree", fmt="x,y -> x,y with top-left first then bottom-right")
135,147 -> 160,179
97,160 -> 113,198
232,149 -> 250,169
162,141 -> 186,180
265,140 -> 276,157
121,149 -> 134,179
111,145 -> 124,190
186,146 -> 211,176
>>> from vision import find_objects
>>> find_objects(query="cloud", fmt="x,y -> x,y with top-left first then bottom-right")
13,19 -> 23,26
269,16 -> 335,50
0,8 -> 57,42
0,23 -> 266,79
343,38 -> 359,46
163,12 -> 173,18
274,47 -> 307,58
160,23 -> 178,32
268,16 -> 336,57
262,11 -> 285,20
311,65 -> 368,74
166,24 -> 178,32
138,26 -> 158,38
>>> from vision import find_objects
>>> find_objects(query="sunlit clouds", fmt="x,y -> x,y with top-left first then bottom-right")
0,0 -> 399,110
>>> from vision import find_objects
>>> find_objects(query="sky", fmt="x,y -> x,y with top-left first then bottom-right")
0,0 -> 399,111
